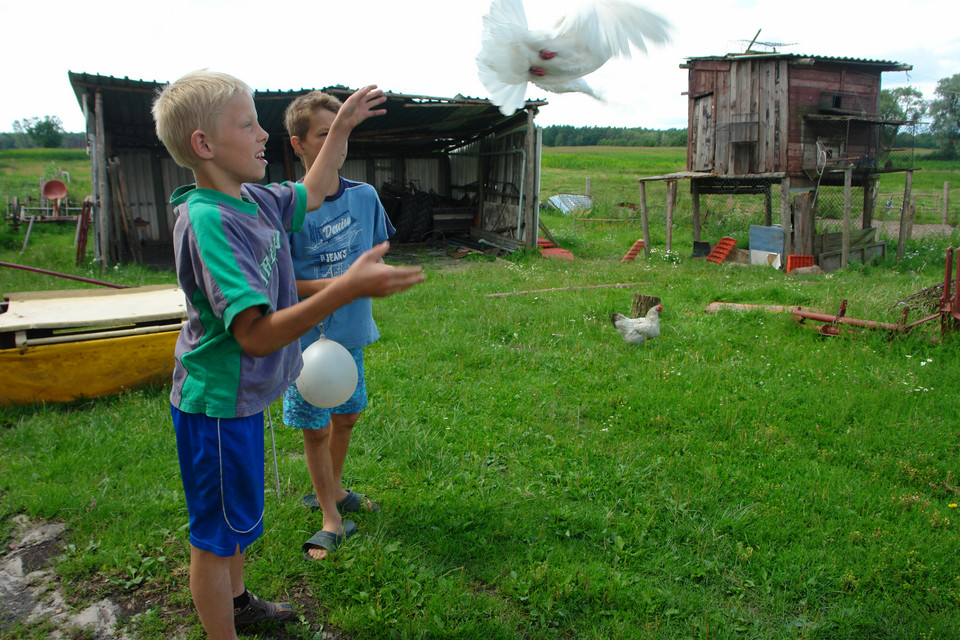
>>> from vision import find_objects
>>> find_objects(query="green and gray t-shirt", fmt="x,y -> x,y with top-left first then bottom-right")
169,182 -> 307,418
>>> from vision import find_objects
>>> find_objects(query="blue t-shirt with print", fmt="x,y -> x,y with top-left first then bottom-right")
288,177 -> 395,350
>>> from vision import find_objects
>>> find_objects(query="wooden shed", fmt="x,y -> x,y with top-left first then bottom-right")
639,52 -> 914,267
68,72 -> 547,268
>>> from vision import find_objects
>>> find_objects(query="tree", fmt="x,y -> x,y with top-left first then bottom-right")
12,115 -> 65,148
928,74 -> 960,159
879,87 -> 926,124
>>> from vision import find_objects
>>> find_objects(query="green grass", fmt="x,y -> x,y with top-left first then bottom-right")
2,151 -> 960,639
0,148 -> 91,206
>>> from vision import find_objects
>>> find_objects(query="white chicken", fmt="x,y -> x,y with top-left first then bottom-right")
476,0 -> 672,116
611,303 -> 662,344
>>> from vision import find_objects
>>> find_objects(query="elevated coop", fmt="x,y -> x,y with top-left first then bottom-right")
639,52 -> 914,270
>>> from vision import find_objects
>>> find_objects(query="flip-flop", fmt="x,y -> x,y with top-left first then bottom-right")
302,520 -> 357,560
336,489 -> 379,514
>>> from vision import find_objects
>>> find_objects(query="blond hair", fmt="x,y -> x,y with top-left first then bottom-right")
152,70 -> 253,169
284,90 -> 343,142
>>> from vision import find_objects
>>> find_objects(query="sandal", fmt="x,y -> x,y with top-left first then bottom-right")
234,591 -> 296,626
302,520 -> 357,560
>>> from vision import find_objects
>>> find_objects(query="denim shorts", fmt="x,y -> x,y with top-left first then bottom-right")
282,347 -> 367,429
171,405 -> 264,556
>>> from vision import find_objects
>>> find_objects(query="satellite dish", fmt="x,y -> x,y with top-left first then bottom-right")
42,180 -> 67,215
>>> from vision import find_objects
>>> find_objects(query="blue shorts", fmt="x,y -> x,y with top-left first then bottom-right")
171,405 -> 264,556
283,347 -> 367,429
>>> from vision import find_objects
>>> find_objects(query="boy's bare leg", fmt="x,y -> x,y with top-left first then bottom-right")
190,544 -> 244,640
327,413 -> 359,500
303,426 -> 345,560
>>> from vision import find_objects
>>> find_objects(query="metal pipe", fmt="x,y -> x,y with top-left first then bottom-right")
0,261 -> 129,289
793,309 -> 902,332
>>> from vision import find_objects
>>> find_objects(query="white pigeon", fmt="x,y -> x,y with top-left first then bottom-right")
476,0 -> 671,116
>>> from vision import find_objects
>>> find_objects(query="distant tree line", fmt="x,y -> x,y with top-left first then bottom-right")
1,116 -> 85,150
542,125 -> 687,147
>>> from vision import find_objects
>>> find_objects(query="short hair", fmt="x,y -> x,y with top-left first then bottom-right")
284,91 -> 343,141
152,70 -> 253,169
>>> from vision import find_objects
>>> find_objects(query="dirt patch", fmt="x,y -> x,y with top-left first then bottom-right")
1,515 -> 344,639
0,515 -> 132,639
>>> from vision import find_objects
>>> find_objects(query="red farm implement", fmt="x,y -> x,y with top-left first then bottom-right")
792,247 -> 960,341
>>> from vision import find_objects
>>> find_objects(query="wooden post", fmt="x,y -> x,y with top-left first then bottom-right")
897,170 -> 913,261
630,293 -> 661,318
842,168 -> 852,269
862,177 -> 876,230
95,89 -> 111,269
764,184 -> 772,227
585,177 -> 591,198
691,180 -> 701,242
906,195 -> 916,242
799,193 -> 815,256
665,180 -> 676,253
639,181 -> 651,256
944,182 -> 950,226
780,176 -> 792,257
522,109 -> 539,249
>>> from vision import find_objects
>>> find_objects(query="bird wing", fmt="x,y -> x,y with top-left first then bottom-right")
611,312 -> 646,344
553,0 -> 671,60
477,0 -> 536,115
476,0 -> 670,114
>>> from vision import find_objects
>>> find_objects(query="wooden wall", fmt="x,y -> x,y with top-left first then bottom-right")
687,57 -> 883,178
787,64 -> 882,174
688,58 -> 788,176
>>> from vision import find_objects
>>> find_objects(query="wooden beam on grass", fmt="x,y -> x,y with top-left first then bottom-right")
487,282 -> 650,298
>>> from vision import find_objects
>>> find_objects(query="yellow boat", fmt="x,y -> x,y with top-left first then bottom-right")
0,285 -> 186,406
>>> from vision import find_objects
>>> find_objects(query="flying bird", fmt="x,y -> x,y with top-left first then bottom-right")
611,303 -> 662,345
476,0 -> 671,116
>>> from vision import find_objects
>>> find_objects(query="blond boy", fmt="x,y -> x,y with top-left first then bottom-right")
152,71 -> 423,640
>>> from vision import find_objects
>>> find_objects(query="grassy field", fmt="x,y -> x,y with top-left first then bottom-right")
2,148 -> 960,639
0,148 -> 90,205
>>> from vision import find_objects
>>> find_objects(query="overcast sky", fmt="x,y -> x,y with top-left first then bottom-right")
1,0 -> 957,133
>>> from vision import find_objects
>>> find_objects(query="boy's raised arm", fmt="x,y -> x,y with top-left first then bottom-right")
302,85 -> 386,211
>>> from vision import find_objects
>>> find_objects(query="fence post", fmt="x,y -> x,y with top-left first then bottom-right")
842,168 -> 852,270
944,182 -> 950,226
780,176 -> 792,257
897,171 -> 913,261
639,181 -> 651,256
665,180 -> 676,253
691,180 -> 701,242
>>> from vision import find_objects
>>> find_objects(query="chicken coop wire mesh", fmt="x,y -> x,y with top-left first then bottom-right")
692,178 -> 785,241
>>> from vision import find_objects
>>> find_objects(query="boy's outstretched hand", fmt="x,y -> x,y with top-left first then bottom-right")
337,85 -> 387,130
341,242 -> 425,298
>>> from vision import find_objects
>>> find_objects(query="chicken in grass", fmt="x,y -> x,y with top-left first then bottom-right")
611,303 -> 662,344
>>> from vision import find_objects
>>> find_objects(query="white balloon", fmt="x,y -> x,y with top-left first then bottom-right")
295,338 -> 358,408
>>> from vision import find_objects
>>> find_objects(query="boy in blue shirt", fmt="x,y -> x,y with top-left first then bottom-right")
281,91 -> 395,560
152,70 -> 424,640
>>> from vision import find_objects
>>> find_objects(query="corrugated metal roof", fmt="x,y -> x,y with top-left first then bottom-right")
68,72 -> 548,157
683,52 -> 912,71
